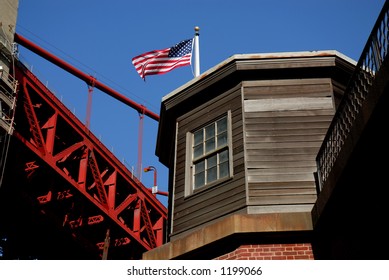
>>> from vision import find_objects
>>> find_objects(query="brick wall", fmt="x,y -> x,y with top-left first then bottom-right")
215,243 -> 314,260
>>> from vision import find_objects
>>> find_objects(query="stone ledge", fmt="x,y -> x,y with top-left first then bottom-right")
143,212 -> 312,260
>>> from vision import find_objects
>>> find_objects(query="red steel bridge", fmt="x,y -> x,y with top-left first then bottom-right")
0,33 -> 167,260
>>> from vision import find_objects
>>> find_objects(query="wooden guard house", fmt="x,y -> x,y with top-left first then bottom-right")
143,51 -> 356,260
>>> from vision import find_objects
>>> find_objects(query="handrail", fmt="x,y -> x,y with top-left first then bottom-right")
316,1 -> 389,191
0,67 -> 18,93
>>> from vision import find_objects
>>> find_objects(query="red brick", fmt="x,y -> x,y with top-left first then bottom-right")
237,252 -> 252,257
270,247 -> 285,252
213,243 -> 314,260
294,255 -> 311,260
272,256 -> 287,260
294,246 -> 309,251
283,251 -> 298,256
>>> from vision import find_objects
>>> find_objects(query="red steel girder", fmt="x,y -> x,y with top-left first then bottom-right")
87,150 -> 109,209
21,83 -> 46,155
14,33 -> 159,122
139,199 -> 157,248
12,59 -> 167,258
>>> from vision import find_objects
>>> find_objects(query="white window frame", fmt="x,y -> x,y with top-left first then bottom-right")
185,111 -> 233,196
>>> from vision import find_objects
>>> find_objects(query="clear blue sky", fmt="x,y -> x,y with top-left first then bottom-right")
15,0 -> 385,206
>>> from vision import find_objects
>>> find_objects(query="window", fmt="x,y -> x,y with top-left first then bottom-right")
189,113 -> 232,191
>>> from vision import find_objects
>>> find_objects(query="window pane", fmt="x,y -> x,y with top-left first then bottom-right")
217,131 -> 227,148
205,124 -> 215,140
205,137 -> 215,153
193,144 -> 203,159
194,160 -> 205,189
194,160 -> 205,173
194,130 -> 203,145
217,117 -> 227,148
208,155 -> 217,168
207,155 -> 217,183
194,171 -> 205,188
217,117 -> 227,134
207,166 -> 217,183
219,162 -> 229,178
219,150 -> 229,163
219,150 -> 229,178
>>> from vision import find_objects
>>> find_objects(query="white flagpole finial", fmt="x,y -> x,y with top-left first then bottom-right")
194,26 -> 200,77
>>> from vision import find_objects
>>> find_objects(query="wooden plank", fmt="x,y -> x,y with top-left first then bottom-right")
245,127 -> 328,137
244,108 -> 335,118
243,79 -> 332,99
246,161 -> 317,169
247,194 -> 317,205
245,141 -> 322,149
247,173 -> 315,183
246,146 -> 320,156
249,188 -> 316,196
173,205 -> 245,236
244,97 -> 333,112
249,181 -> 315,190
244,114 -> 333,124
245,160 -> 316,169
236,56 -> 336,71
245,121 -> 332,130
247,165 -> 316,175
173,190 -> 246,227
245,134 -> 326,143
243,78 -> 331,87
173,177 -> 246,213
244,84 -> 331,98
173,199 -> 247,235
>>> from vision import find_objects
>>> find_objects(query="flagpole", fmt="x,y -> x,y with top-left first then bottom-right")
194,26 -> 200,77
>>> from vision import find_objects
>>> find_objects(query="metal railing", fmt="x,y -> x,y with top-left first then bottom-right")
0,68 -> 18,94
0,67 -> 17,135
316,1 -> 389,192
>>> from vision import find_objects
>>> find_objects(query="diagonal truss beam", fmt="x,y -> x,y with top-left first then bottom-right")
21,79 -> 46,155
12,59 -> 167,257
87,150 -> 109,209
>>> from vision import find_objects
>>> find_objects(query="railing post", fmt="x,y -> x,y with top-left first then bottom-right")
371,35 -> 382,71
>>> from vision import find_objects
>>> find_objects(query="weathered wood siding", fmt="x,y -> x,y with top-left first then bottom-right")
171,85 -> 246,238
243,78 -> 336,213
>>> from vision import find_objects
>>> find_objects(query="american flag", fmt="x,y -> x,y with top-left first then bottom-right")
132,39 -> 193,80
